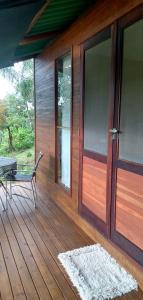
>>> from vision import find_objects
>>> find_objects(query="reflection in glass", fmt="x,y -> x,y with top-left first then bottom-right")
56,53 -> 71,188
119,19 -> 143,164
84,37 -> 111,155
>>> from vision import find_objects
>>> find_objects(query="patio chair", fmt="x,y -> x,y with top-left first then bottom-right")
4,152 -> 43,209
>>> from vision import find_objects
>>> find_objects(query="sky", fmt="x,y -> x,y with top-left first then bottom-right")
0,75 -> 15,99
0,62 -> 23,100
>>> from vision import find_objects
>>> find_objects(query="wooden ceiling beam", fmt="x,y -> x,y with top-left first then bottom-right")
20,30 -> 61,45
27,0 -> 51,34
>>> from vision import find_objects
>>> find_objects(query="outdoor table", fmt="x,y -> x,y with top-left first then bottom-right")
0,157 -> 17,176
0,157 -> 17,210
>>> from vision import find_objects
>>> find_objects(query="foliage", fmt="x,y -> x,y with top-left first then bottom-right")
0,60 -> 33,86
0,146 -> 34,165
0,101 -> 15,151
13,127 -> 34,150
0,103 -> 7,127
57,55 -> 71,126
0,59 -> 34,155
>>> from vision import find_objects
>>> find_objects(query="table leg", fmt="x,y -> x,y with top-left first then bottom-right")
1,180 -> 9,211
5,180 -> 8,210
9,180 -> 12,199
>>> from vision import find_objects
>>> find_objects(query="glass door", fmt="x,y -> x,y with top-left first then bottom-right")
79,28 -> 112,236
111,12 -> 143,266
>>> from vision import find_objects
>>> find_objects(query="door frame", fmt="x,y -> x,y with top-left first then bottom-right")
110,5 -> 143,266
78,25 -> 116,237
79,4 -> 143,266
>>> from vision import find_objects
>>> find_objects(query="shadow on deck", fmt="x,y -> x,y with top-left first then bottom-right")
0,184 -> 142,300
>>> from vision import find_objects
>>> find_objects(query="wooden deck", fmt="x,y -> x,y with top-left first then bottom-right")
0,184 -> 143,300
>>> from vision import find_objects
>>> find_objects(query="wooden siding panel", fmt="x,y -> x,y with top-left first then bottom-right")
116,169 -> 143,250
35,0 -> 143,211
35,59 -> 55,181
82,156 -> 107,222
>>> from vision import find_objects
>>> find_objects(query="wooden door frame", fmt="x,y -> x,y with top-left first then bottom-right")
79,3 -> 143,266
78,25 -> 115,238
110,5 -> 143,267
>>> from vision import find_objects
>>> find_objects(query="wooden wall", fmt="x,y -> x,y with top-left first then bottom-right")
35,0 -> 143,287
116,169 -> 143,250
82,157 -> 107,222
35,0 -> 143,211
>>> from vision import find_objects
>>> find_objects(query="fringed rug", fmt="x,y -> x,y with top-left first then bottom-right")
58,244 -> 138,300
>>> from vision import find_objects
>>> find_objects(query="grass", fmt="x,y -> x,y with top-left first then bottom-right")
0,146 -> 35,165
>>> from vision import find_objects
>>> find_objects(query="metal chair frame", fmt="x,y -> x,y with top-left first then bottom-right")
3,152 -> 43,210
0,179 -> 10,211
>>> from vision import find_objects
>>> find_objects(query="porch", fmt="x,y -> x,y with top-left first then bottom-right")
0,185 -> 142,300
1,1 -> 143,299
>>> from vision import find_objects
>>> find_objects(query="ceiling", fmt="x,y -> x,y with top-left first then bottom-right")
0,0 -> 95,69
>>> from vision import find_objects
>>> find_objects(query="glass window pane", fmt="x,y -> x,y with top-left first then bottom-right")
119,19 -> 143,164
56,53 -> 71,189
57,55 -> 71,128
57,128 -> 71,188
84,37 -> 111,155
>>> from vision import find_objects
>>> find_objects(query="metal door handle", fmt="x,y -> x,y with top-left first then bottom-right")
109,128 -> 118,134
109,128 -> 119,140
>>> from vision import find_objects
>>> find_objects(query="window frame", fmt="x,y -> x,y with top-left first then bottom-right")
55,50 -> 73,195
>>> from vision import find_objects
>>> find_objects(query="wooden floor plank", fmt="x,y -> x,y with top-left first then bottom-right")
38,189 -> 92,244
0,216 -> 26,300
6,205 -> 52,300
21,185 -> 143,300
13,193 -> 80,299
0,243 -> 13,300
8,199 -> 66,300
12,191 -> 79,299
21,185 -> 89,251
15,190 -> 84,291
8,199 -> 69,300
0,184 -> 143,300
18,188 -> 67,253
1,212 -> 39,300
24,184 -> 91,247
14,188 -> 143,300
15,186 -> 143,300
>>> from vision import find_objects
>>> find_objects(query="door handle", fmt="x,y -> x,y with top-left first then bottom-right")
109,128 -> 118,140
109,128 -> 118,134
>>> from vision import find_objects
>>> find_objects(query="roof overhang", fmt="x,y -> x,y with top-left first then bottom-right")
0,0 -> 95,68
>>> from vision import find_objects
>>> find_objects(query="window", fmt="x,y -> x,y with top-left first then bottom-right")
84,30 -> 112,155
119,19 -> 143,164
55,52 -> 72,189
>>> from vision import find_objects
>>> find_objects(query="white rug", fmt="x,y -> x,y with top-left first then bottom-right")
58,244 -> 138,300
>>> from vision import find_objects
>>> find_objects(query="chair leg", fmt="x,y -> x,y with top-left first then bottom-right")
1,182 -> 7,211
9,181 -> 12,199
33,178 -> 38,205
31,180 -> 36,208
5,180 -> 8,211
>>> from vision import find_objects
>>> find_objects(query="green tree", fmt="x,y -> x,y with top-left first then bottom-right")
0,102 -> 15,151
0,60 -> 33,85
16,77 -> 34,129
0,59 -> 34,152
